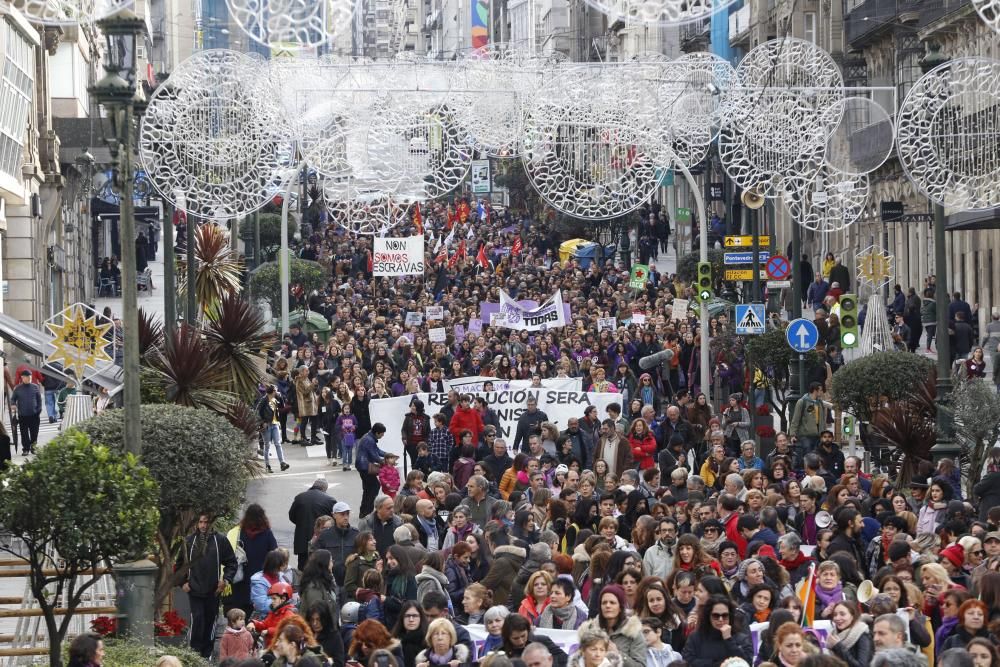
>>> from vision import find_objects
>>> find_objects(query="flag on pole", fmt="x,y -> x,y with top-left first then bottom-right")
512,236 -> 523,256
433,237 -> 442,254
434,247 -> 448,265
448,250 -> 459,269
413,202 -> 423,234
443,227 -> 455,248
366,250 -> 373,274
457,240 -> 467,260
466,224 -> 475,239
477,243 -> 489,270
446,207 -> 456,230
797,563 -> 817,627
477,200 -> 487,222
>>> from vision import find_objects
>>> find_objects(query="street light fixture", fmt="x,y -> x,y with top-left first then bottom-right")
90,8 -> 148,459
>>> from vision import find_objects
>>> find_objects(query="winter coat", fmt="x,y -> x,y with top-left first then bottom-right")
509,543 -> 553,611
507,633 -> 569,667
299,578 -> 339,626
681,627 -> 753,667
315,524 -> 360,586
220,627 -> 255,661
415,566 -> 450,605
593,435 -> 633,478
288,488 -> 335,555
628,432 -> 657,470
973,471 -> 1000,521
643,540 -> 676,580
181,531 -> 238,598
415,642 -> 471,667
343,552 -> 378,601
449,405 -> 485,444
444,556 -> 471,609
828,624 -> 875,667
296,376 -> 318,417
578,616 -> 648,667
481,544 -> 526,606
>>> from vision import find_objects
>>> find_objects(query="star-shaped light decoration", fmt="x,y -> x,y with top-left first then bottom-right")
856,245 -> 894,290
44,304 -> 115,380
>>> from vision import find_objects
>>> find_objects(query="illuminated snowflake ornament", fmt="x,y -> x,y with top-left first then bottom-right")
44,303 -> 115,381
226,0 -> 355,49
856,245 -> 894,290
11,0 -> 132,25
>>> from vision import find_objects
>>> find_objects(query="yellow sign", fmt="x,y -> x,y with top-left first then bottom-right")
45,304 -> 114,379
725,269 -> 768,280
725,235 -> 771,248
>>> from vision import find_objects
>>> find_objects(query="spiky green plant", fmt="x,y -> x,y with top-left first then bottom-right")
177,223 -> 244,316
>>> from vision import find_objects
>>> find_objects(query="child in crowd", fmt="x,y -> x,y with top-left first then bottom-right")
247,582 -> 297,649
337,403 -> 358,472
413,442 -> 434,477
379,453 -> 401,498
340,601 -> 361,650
355,569 -> 386,623
219,608 -> 255,661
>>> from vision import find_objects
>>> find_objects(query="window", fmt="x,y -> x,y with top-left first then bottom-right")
0,21 -> 34,179
803,12 -> 816,43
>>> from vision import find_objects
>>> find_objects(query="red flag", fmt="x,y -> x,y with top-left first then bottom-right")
366,250 -> 373,273
457,240 -> 467,260
413,203 -> 423,234
477,243 -> 489,270
446,208 -> 456,230
434,248 -> 448,265
512,236 -> 523,256
448,251 -> 458,268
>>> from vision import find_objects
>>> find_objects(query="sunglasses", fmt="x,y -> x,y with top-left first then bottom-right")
711,612 -> 730,620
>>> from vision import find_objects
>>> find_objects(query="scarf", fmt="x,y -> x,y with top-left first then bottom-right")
754,609 -> 770,623
538,602 -> 578,629
641,386 -> 654,405
829,620 -> 868,651
428,648 -> 454,665
779,553 -> 811,572
935,615 -> 959,654
814,582 -> 843,608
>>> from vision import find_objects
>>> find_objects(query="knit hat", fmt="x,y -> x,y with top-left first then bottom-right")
736,557 -> 763,581
939,544 -> 965,569
555,464 -> 569,477
599,584 -> 627,610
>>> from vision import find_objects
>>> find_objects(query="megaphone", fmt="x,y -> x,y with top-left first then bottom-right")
741,186 -> 766,210
815,511 -> 833,529
857,580 -> 879,604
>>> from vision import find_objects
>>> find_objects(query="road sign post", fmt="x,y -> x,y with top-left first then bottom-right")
766,254 -> 791,281
735,304 -> 766,335
725,235 -> 771,248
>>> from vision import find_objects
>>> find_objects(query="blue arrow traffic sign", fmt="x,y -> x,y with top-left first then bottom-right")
724,251 -> 770,265
786,318 -> 819,353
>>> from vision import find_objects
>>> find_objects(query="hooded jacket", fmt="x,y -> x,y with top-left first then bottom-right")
449,405 -> 485,444
643,539 -> 677,580
415,566 -> 450,605
508,543 -> 552,611
481,544 -> 526,606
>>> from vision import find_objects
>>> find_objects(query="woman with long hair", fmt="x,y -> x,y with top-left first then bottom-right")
392,601 -> 428,667
635,577 -> 684,652
826,601 -> 874,667
344,532 -> 380,602
916,477 -> 952,534
348,619 -> 404,666
681,595 -> 752,667
299,549 -> 339,626
578,585 -> 647,667
384,545 -> 418,630
302,600 -> 346,664
464,533 -> 491,582
250,549 -> 291,620
225,502 -> 278,616
939,599 -> 993,652
268,616 -> 330,667
67,634 -> 104,667
672,534 -> 722,576
628,419 -> 657,470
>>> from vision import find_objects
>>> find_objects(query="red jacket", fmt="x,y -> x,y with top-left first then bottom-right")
449,405 -> 484,444
723,511 -> 748,559
253,602 -> 296,647
629,432 -> 657,470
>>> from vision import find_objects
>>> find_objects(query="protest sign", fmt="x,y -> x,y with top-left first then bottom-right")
597,317 -> 617,332
480,299 -> 572,328
468,318 -> 483,334
426,305 -> 444,321
454,324 -> 466,341
428,327 -> 447,343
671,298 -> 690,317
404,312 -> 423,326
369,387 -> 621,458
373,236 -> 424,276
633,313 -> 647,325
496,289 -> 568,331
629,264 -> 649,289
444,377 -> 579,394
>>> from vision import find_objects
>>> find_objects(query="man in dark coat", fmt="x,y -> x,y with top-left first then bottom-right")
180,514 -> 238,658
316,501 -> 360,586
288,478 -> 335,570
827,507 -> 869,579
973,469 -> 1000,521
513,395 -> 548,453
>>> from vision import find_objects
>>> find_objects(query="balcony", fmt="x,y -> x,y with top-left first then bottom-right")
729,4 -> 751,45
680,18 -> 710,52
844,0 -> 920,48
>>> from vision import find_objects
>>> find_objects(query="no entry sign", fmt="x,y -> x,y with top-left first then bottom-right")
766,254 -> 791,281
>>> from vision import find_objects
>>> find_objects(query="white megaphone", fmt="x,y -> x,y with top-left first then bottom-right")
857,580 -> 878,604
815,510 -> 833,529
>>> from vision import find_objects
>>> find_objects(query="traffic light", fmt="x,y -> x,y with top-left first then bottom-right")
842,413 -> 856,438
840,293 -> 859,348
697,262 -> 713,302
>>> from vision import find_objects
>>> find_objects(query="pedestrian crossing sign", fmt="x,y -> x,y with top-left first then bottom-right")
735,303 -> 766,335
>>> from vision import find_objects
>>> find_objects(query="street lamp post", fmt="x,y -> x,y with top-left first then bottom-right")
919,44 -> 958,464
90,9 -> 147,458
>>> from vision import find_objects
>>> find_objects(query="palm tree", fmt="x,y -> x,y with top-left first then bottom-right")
203,293 -> 276,400
145,323 -> 234,412
177,223 -> 244,317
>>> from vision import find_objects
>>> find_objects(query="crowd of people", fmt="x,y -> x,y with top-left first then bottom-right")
93,200 -> 1000,667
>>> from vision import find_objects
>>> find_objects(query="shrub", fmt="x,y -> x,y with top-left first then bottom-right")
97,639 -> 208,667
249,257 -> 326,316
75,405 -> 254,608
830,351 -> 934,422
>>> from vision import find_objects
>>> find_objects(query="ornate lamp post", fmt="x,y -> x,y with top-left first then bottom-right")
919,44 -> 957,464
90,9 -> 147,457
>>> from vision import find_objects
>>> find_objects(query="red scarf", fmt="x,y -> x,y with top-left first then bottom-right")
779,552 -> 812,572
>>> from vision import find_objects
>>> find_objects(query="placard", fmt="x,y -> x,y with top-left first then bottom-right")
426,305 -> 444,321
429,327 -> 447,343
671,298 -> 689,317
597,317 -> 617,332
468,318 -> 483,334
454,324 -> 466,341
496,289 -> 568,331
404,312 -> 423,326
632,313 -> 647,325
373,236 -> 425,276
